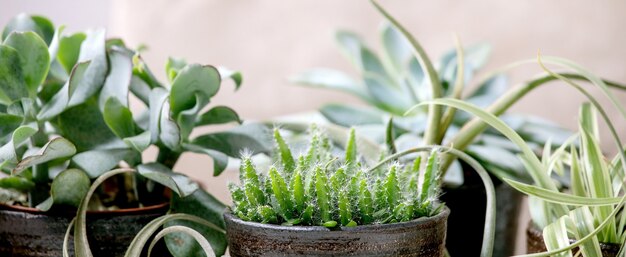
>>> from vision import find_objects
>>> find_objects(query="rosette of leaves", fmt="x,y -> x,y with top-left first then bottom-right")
291,2 -> 579,183
230,126 -> 443,227
0,14 -> 271,256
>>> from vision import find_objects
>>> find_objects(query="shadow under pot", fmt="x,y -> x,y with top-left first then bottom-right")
224,206 -> 449,257
0,203 -> 171,257
526,222 -> 621,257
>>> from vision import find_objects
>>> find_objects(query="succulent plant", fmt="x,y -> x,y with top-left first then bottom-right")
0,14 -> 271,256
230,125 -> 442,227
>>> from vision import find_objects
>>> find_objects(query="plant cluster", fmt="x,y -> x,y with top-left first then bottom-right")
230,126 -> 442,227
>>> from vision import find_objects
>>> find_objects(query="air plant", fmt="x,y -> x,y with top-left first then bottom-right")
230,126 -> 442,227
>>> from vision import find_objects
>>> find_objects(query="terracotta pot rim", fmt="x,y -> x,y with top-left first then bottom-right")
224,205 -> 450,232
0,202 -> 170,216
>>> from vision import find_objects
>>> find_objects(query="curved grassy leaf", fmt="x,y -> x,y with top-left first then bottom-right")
291,68 -> 372,103
504,179 -> 622,206
13,137 -> 76,174
170,64 -> 220,116
99,47 -> 133,110
50,168 -> 90,207
4,31 -> 50,95
149,226 -> 215,257
137,163 -> 199,197
166,189 -> 227,257
0,45 -> 27,103
196,106 -> 241,126
103,97 -> 136,139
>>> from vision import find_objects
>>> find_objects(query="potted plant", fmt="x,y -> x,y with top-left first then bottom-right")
0,14 -> 271,256
418,56 -> 626,256
224,125 -> 497,257
290,1 -> 625,255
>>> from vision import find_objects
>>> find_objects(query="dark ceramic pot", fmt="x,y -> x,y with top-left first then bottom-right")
224,206 -> 449,257
441,166 -> 523,257
0,203 -> 170,257
526,223 -> 621,257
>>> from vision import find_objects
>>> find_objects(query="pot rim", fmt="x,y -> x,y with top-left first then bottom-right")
0,202 -> 170,216
526,221 -> 622,250
224,205 -> 450,232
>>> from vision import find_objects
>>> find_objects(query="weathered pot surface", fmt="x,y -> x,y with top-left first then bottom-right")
0,203 -> 170,257
526,222 -> 621,257
224,206 -> 450,257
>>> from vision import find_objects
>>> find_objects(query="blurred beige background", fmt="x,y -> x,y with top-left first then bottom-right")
3,0 -> 626,254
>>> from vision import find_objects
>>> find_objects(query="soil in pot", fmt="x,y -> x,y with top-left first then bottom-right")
224,206 -> 450,257
440,162 -> 523,257
526,223 -> 621,257
0,203 -> 171,257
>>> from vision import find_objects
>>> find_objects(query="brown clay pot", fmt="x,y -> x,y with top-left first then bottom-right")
224,206 -> 450,257
0,203 -> 170,257
526,223 -> 622,257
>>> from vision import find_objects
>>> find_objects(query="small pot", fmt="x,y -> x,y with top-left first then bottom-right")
224,206 -> 450,257
0,203 -> 170,257
526,222 -> 621,257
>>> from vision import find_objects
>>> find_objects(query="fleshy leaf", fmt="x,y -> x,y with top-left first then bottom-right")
13,137 -> 77,174
137,163 -> 199,197
191,123 -> 272,157
3,31 -> 50,95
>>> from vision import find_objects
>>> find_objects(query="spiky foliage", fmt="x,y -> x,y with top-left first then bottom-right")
230,125 -> 442,227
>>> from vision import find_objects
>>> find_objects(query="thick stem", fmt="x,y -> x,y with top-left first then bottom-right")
440,74 -> 626,173
29,122 -> 50,206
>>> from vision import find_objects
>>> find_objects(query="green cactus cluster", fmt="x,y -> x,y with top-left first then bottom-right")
229,125 -> 443,227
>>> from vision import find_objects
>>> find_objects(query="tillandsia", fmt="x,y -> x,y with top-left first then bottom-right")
0,14 -> 271,256
229,125 -> 443,228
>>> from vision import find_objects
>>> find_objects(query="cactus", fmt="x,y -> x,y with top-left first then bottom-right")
229,125 -> 443,227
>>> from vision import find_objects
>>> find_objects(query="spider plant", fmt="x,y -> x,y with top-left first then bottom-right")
63,168 -> 225,257
416,55 -> 626,256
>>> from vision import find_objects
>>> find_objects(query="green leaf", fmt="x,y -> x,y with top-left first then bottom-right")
72,148 -> 138,178
380,22 -> 412,74
542,217 -> 573,257
37,61 -> 90,120
0,176 -> 35,191
137,163 -> 199,197
103,97 -> 136,139
0,123 -> 37,166
57,33 -> 86,74
67,29 -> 107,107
319,104 -> 383,127
217,67 -> 242,90
196,106 -> 241,126
166,189 -> 227,257
385,118 -> 397,154
504,179 -> 622,206
0,45 -> 27,103
55,98 -> 119,151
169,64 -> 220,116
290,68 -> 372,103
123,131 -> 151,152
148,87 -> 169,143
99,47 -> 133,111
13,137 -> 77,174
176,94 -> 203,140
50,168 -> 90,207
159,101 -> 182,150
363,75 -> 413,115
2,14 -> 54,45
191,123 -> 272,157
0,113 -> 23,139
165,57 -> 187,82
182,143 -> 229,177
3,31 -> 50,95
